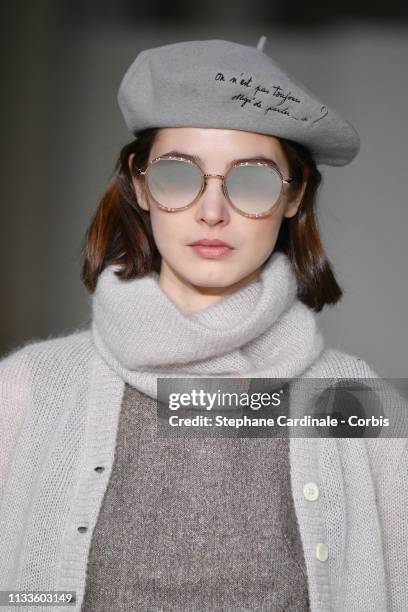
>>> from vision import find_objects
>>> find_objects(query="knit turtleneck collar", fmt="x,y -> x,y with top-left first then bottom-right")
91,252 -> 325,399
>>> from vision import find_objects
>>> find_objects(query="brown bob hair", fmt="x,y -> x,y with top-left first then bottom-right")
80,127 -> 342,312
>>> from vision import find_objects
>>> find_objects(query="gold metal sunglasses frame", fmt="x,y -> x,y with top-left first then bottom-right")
135,154 -> 295,219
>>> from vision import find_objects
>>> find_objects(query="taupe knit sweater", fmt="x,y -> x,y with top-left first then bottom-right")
81,383 -> 310,611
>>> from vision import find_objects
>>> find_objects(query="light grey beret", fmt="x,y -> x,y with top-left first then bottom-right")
117,36 -> 360,166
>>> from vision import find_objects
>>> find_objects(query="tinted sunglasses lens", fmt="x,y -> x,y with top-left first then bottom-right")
147,159 -> 202,208
226,164 -> 282,214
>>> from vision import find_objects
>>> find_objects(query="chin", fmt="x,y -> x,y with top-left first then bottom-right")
183,268 -> 237,289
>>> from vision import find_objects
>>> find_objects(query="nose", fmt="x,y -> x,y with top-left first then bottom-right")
195,175 -> 230,226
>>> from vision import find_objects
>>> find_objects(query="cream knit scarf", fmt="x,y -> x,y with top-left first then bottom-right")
91,251 -> 325,399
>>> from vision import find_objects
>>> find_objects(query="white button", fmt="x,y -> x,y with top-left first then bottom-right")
303,481 -> 319,501
316,542 -> 329,562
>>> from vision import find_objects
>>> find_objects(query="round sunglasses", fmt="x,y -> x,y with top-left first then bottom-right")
134,154 -> 295,218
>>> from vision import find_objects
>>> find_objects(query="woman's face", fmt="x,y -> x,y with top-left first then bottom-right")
129,127 -> 307,314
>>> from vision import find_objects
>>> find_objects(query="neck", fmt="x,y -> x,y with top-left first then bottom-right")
158,260 -> 263,315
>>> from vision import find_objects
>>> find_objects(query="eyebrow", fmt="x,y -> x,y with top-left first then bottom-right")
156,149 -> 281,171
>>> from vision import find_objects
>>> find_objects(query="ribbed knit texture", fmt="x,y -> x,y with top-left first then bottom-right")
0,251 -> 407,611
81,383 -> 310,611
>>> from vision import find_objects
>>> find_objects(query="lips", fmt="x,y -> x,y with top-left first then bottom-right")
189,240 -> 233,259
189,238 -> 233,248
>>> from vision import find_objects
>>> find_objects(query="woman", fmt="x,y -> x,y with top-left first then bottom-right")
0,36 -> 407,612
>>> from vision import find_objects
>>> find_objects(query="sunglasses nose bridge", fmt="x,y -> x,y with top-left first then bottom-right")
203,173 -> 228,198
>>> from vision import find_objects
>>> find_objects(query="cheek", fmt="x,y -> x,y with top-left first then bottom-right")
149,210 -> 185,252
247,213 -> 283,248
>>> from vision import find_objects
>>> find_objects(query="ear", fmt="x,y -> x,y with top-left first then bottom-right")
128,153 -> 150,212
283,166 -> 309,219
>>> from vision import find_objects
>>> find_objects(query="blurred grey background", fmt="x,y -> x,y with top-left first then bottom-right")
1,0 -> 407,375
